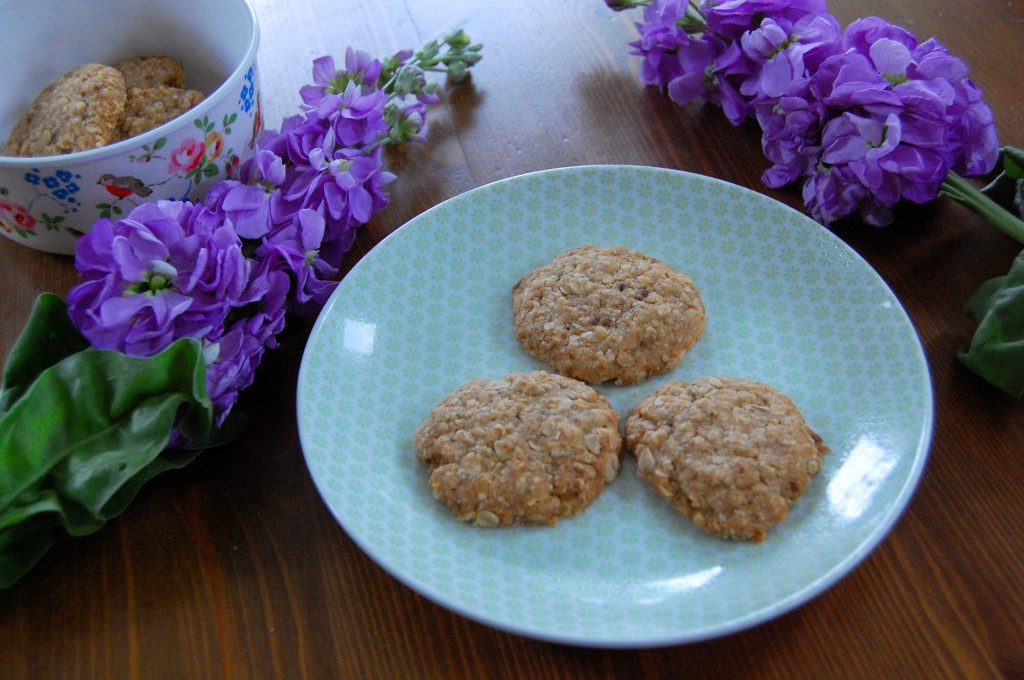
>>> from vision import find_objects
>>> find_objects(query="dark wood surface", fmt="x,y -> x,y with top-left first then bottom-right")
2,0 -> 1023,677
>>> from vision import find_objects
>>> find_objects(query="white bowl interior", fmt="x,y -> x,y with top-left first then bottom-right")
0,0 -> 257,150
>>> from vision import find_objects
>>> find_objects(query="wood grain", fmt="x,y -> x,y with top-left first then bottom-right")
2,0 -> 1023,678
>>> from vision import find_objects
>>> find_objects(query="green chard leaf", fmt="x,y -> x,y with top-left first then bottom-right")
958,249 -> 1024,397
0,299 -> 214,588
0,293 -> 90,415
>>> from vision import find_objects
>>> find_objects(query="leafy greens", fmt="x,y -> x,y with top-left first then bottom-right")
0,294 -> 213,588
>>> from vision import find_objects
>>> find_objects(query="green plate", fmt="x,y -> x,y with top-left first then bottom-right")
297,165 -> 933,647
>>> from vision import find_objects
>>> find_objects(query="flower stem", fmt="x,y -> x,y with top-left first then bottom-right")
940,171 -> 1024,245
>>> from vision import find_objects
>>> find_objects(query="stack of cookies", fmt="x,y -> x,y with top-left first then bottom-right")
415,244 -> 827,542
3,56 -> 204,157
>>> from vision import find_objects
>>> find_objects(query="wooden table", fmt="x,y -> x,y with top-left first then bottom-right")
3,0 -> 1023,677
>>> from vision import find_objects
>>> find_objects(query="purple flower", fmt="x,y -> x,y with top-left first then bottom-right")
314,80 -> 389,149
257,208 -> 341,312
68,200 -> 286,426
300,55 -> 341,107
798,18 -> 999,224
701,0 -> 829,40
341,47 -> 385,88
69,201 -> 248,356
252,114 -> 303,167
841,16 -> 918,55
230,60 -> 397,313
821,112 -> 905,206
812,51 -> 902,111
755,86 -> 828,187
610,3 -> 1001,229
299,49 -> 384,108
739,14 -> 841,102
202,262 -> 289,425
279,52 -> 393,156
667,34 -> 750,124
630,0 -> 696,87
801,163 -> 872,225
910,38 -> 998,175
203,150 -> 287,239
279,143 -> 394,266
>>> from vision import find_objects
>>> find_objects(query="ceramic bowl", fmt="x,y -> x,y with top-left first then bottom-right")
0,0 -> 261,255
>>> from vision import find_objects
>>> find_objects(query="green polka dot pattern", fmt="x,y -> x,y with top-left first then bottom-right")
297,165 -> 933,647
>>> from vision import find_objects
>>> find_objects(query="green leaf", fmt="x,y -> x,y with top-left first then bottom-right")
41,214 -> 65,230
958,249 -> 1024,397
1002,147 -> 1024,180
0,336 -> 213,588
981,146 -> 1024,217
0,294 -> 90,415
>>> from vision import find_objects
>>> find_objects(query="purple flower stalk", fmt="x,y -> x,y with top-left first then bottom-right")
66,34 -> 479,436
618,0 -> 999,226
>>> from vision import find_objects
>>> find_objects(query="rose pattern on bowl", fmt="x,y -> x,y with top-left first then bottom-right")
103,112 -> 242,219
0,67 -> 262,247
0,189 -> 42,238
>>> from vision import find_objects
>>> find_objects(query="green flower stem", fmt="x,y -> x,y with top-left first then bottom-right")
941,171 -> 1024,245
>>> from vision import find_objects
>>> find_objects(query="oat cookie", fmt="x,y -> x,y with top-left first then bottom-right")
3,64 -> 126,157
512,245 -> 706,386
116,86 -> 205,140
625,376 -> 828,542
414,371 -> 623,526
113,55 -> 186,90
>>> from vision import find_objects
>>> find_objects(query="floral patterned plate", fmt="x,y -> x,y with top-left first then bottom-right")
296,165 -> 933,647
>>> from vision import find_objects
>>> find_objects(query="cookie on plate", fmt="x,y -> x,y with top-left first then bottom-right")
414,371 -> 623,526
113,55 -> 187,90
624,376 -> 828,542
3,63 -> 126,157
116,85 -> 205,140
512,245 -> 705,386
